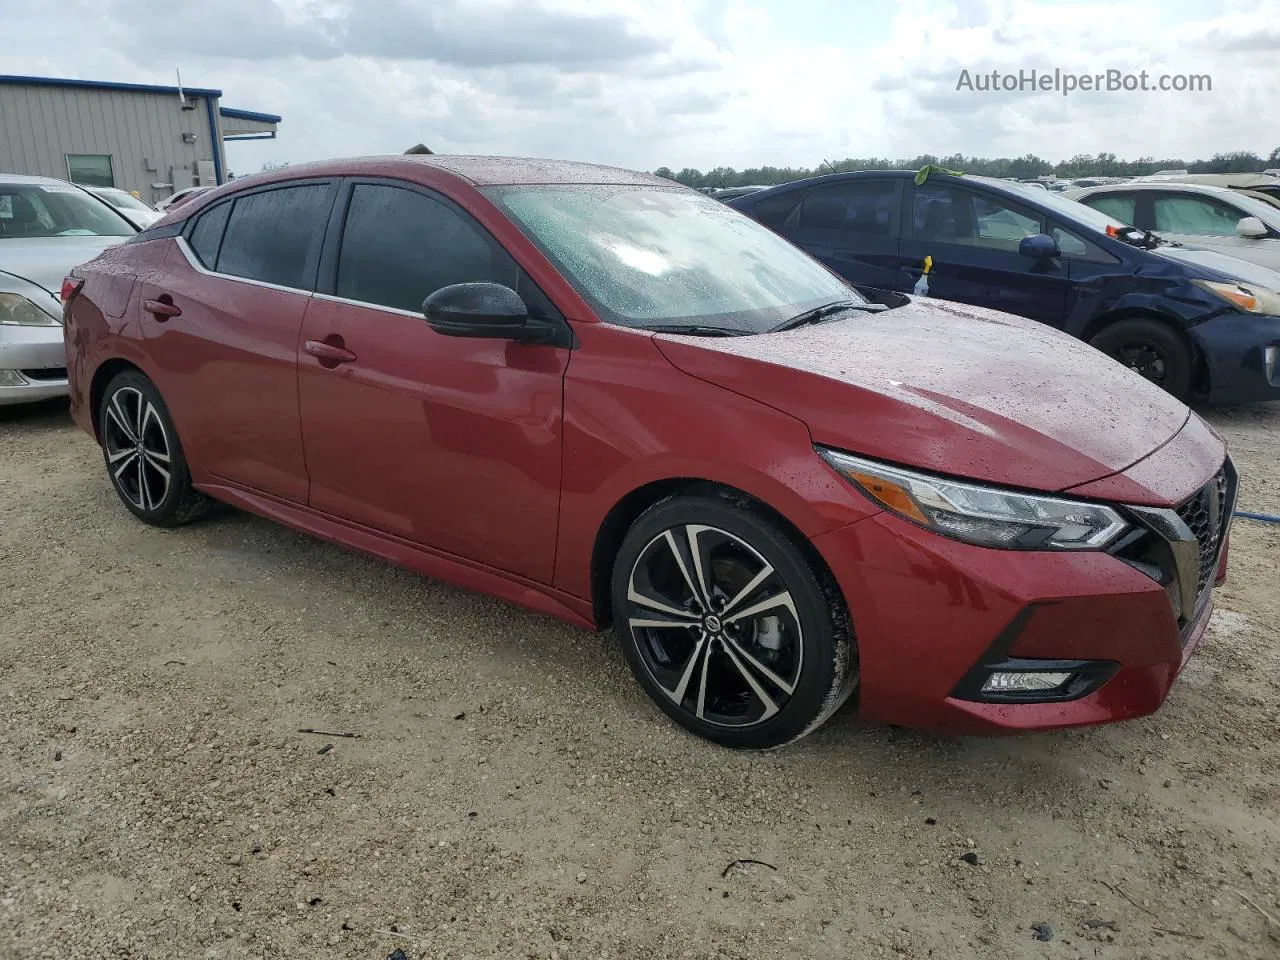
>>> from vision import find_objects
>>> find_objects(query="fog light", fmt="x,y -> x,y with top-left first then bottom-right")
982,671 -> 1073,693
0,369 -> 28,386
1265,345 -> 1278,384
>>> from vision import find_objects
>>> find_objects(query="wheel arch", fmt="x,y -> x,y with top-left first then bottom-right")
1080,308 -> 1206,392
588,477 -> 844,631
88,358 -> 148,442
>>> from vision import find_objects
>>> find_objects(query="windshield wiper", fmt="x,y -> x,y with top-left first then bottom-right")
644,323 -> 746,337
767,299 -> 886,333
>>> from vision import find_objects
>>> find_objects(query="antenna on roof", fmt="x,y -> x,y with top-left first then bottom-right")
176,68 -> 186,106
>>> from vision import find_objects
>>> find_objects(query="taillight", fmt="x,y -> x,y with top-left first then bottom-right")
60,276 -> 85,303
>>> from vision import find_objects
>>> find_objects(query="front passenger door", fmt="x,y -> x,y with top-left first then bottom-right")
897,182 -> 1069,326
297,180 -> 571,583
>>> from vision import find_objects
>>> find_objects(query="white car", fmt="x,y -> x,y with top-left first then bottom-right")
1066,181 -> 1280,272
85,186 -> 163,228
154,184 -> 215,213
1,174 -> 136,405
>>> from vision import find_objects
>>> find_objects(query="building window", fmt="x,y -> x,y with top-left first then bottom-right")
66,155 -> 115,188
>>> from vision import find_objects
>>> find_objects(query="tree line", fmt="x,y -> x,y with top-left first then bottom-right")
653,149 -> 1280,189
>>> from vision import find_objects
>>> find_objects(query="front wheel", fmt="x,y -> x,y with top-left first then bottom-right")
611,492 -> 857,749
1090,318 -> 1192,401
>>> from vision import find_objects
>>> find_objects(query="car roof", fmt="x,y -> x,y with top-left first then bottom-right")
215,155 -> 671,192
1069,181 -> 1241,197
0,173 -> 78,187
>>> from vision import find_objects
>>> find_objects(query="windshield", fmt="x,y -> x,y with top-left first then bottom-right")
97,189 -> 156,213
986,177 -> 1130,234
485,184 -> 863,333
0,182 -> 135,238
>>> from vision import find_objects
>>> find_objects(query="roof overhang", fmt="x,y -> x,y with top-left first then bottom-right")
220,106 -> 282,140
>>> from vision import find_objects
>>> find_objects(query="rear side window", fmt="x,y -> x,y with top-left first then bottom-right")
336,184 -> 526,314
752,191 -> 801,227
798,180 -> 898,235
188,202 -> 230,268
216,185 -> 331,289
1085,193 -> 1137,224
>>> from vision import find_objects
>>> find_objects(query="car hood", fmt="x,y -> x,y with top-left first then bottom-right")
1149,244 -> 1280,287
652,299 -> 1191,493
0,236 -> 126,297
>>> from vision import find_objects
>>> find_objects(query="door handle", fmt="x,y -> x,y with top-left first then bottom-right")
144,297 -> 182,320
304,338 -> 357,364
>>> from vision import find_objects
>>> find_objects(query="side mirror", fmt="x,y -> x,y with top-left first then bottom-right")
1236,216 -> 1269,239
423,282 -> 532,340
1019,233 -> 1060,259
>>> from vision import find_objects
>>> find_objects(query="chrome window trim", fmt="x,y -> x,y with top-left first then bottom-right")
174,235 -> 314,298
311,290 -> 424,320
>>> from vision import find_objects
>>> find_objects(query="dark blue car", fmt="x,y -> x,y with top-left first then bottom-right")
730,171 -> 1280,403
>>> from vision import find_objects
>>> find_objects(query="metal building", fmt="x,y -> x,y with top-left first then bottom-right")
0,75 -> 281,204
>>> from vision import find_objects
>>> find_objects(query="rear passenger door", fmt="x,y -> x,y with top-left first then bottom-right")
771,178 -> 903,289
898,181 -> 1069,326
140,180 -> 337,503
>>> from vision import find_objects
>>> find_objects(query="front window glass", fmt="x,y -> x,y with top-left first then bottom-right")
0,183 -> 134,238
913,184 -> 1044,251
1153,195 -> 1244,236
485,184 -> 859,333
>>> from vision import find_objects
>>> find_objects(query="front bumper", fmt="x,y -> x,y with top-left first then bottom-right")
812,492 -> 1225,735
0,323 -> 68,405
1192,312 -> 1280,403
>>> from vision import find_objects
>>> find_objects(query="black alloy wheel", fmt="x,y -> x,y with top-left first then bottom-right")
612,491 -> 857,749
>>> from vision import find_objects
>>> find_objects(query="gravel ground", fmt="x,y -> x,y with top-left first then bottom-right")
1,399 -> 1278,960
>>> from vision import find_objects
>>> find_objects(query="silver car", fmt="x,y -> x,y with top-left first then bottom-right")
1066,180 -> 1280,272
1,174 -> 136,405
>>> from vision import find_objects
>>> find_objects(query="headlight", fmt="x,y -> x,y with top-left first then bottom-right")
819,448 -> 1128,550
1194,279 -> 1280,315
0,293 -> 59,327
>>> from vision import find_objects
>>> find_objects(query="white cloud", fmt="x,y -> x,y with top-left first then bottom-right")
3,0 -> 1278,175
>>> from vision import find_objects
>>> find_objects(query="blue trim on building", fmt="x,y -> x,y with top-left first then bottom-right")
204,97 -> 223,185
219,106 -> 282,124
224,133 -> 278,141
0,74 -> 222,98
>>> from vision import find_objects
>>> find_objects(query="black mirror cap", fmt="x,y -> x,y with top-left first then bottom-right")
424,282 -> 530,339
1019,233 -> 1060,259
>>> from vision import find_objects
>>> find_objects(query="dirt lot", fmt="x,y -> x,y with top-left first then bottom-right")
2,399 -> 1278,960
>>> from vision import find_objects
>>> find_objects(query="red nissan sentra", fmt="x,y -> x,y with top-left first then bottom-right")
62,157 -> 1236,748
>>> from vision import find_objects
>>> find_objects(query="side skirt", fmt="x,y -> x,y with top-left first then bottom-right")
197,482 -> 597,631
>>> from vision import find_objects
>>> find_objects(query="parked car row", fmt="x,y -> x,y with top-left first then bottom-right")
52,155 -> 1240,748
729,171 -> 1280,403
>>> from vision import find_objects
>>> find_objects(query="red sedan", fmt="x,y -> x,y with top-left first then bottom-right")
62,156 -> 1235,747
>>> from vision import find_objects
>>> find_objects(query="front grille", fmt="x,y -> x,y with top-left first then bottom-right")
1176,467 -> 1228,605
19,367 -> 67,382
1112,457 -> 1236,639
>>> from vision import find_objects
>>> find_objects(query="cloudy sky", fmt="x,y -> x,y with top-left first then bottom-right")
6,0 -> 1279,175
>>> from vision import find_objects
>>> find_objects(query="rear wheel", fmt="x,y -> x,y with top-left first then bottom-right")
612,492 -> 857,749
98,370 -> 212,526
1090,318 -> 1192,400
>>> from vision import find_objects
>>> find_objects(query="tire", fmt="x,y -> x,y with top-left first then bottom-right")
611,490 -> 857,749
97,370 -> 212,527
1089,318 -> 1192,401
